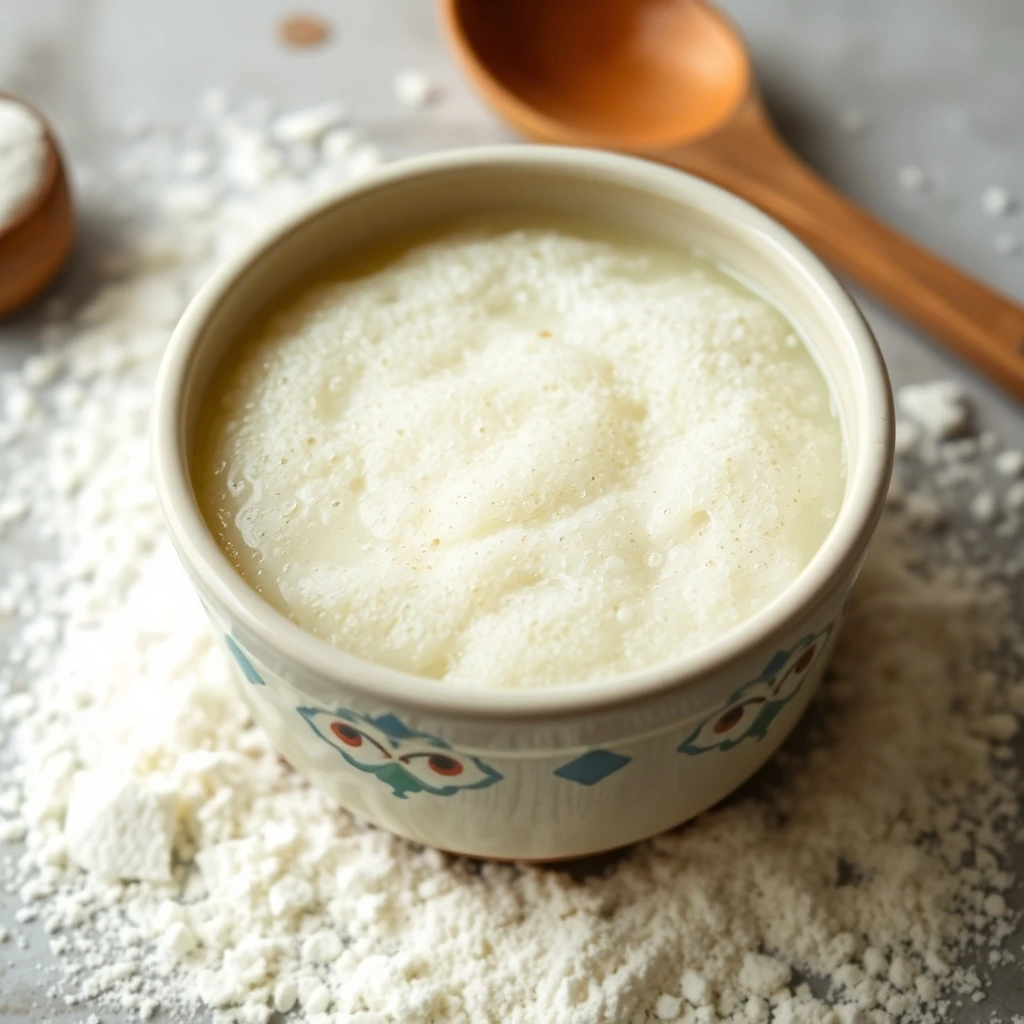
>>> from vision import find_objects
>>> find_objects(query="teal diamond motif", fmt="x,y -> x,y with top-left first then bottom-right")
554,750 -> 631,786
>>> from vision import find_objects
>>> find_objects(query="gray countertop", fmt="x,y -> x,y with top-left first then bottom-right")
1,0 -> 1022,1020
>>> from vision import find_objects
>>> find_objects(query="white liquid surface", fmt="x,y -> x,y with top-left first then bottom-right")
198,222 -> 845,688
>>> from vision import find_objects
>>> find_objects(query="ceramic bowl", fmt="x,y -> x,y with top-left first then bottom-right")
151,146 -> 893,861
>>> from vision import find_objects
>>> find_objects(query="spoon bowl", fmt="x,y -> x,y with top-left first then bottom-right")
449,0 -> 751,148
0,92 -> 75,318
442,0 -> 1024,400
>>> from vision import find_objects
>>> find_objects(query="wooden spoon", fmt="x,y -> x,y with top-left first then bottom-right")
0,92 -> 75,318
440,0 -> 1024,399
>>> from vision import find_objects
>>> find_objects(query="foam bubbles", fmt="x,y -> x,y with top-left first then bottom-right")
198,222 -> 845,688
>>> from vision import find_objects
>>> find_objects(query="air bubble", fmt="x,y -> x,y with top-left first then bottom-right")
690,510 -> 711,532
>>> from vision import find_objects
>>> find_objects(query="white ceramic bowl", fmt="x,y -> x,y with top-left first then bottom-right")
152,146 -> 893,861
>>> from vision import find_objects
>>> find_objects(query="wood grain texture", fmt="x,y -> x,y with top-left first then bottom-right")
663,97 -> 1024,399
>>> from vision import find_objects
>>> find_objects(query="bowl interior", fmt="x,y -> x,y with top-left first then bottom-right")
183,157 -> 873,470
161,147 -> 892,717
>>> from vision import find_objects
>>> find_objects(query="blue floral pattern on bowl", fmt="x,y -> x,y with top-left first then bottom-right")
678,624 -> 833,755
298,707 -> 503,799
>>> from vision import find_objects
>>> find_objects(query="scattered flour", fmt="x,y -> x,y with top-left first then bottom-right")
981,186 -> 1014,217
64,772 -> 177,882
893,421 -> 921,456
271,101 -> 349,146
994,450 -> 1024,478
993,232 -> 1020,257
0,96 -> 1022,1024
1006,481 -> 1024,512
394,70 -> 437,109
897,165 -> 927,193
0,96 -> 47,226
838,109 -> 868,135
898,381 -> 970,439
969,489 -> 998,524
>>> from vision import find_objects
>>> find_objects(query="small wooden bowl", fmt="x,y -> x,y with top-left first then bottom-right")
0,92 -> 75,318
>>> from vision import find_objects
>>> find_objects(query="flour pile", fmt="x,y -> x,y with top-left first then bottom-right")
1,95 -> 1023,1024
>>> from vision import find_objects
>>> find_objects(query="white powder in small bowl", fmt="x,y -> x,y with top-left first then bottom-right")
0,97 -> 47,227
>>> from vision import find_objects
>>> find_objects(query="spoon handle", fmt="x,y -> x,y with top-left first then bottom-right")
666,127 -> 1024,399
